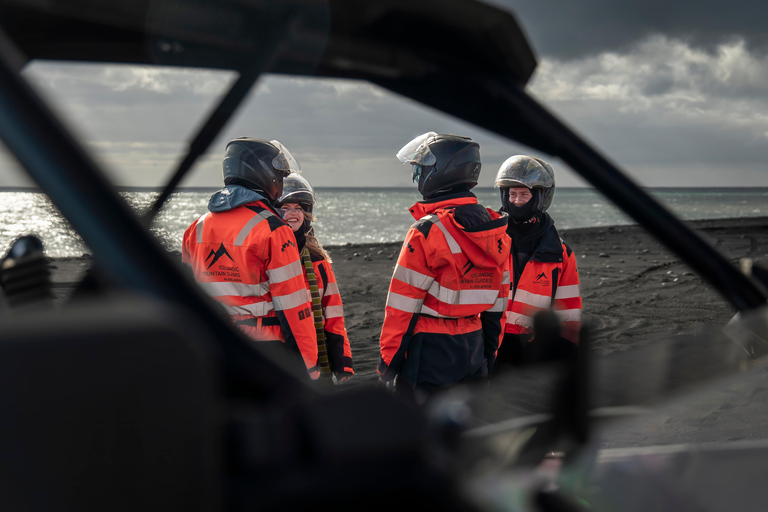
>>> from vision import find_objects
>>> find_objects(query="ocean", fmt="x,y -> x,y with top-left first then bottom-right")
0,187 -> 766,258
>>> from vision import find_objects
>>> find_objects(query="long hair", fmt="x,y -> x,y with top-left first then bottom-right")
303,210 -> 331,263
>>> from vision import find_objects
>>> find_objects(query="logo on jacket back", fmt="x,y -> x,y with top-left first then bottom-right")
534,272 -> 550,285
462,260 -> 476,277
206,243 -> 234,269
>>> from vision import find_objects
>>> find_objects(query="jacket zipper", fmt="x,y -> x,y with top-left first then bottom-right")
550,267 -> 560,305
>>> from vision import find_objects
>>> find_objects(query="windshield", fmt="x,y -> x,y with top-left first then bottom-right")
13,61 -> 768,430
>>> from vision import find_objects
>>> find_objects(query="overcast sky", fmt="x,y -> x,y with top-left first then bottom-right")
2,0 -> 768,188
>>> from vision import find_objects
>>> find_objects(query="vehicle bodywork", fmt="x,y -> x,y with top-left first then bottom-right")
0,1 -> 767,510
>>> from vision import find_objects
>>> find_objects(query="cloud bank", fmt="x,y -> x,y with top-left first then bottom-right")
3,19 -> 767,189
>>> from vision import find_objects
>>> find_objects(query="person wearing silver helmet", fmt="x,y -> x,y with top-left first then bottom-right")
182,138 -> 320,379
378,132 -> 511,397
275,173 -> 354,384
494,155 -> 582,371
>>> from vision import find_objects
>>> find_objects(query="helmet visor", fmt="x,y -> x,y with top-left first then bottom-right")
270,140 -> 302,174
278,173 -> 316,205
396,131 -> 438,166
494,155 -> 554,189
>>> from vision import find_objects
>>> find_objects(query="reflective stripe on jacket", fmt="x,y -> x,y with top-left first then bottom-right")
378,193 -> 510,381
306,256 -> 354,374
182,198 -> 318,373
506,237 -> 582,344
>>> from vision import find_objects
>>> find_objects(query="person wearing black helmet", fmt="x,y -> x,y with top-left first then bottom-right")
275,173 -> 354,384
494,155 -> 582,370
181,138 -> 320,379
378,132 -> 511,397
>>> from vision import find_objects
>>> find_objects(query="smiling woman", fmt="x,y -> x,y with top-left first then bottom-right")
275,173 -> 355,383
279,203 -> 306,231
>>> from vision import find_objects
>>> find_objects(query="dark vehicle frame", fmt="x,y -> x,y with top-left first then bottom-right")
0,1 -> 767,511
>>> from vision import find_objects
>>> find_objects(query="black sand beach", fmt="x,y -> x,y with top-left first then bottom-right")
48,216 -> 768,447
326,217 -> 768,382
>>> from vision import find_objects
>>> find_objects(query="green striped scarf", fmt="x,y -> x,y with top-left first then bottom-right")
301,247 -> 333,384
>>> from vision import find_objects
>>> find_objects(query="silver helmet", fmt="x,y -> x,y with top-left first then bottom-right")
276,173 -> 316,214
494,155 -> 555,215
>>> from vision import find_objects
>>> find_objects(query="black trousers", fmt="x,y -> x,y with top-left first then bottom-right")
494,332 -> 576,374
398,329 -> 487,394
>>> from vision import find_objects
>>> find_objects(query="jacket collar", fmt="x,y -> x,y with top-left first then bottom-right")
530,214 -> 563,262
208,184 -> 270,213
408,191 -> 478,220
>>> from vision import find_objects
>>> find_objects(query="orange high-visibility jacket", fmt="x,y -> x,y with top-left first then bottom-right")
378,194 -> 510,381
182,190 -> 317,373
306,254 -> 354,375
505,218 -> 582,344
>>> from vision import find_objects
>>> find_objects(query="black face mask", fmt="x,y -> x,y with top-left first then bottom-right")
507,197 -> 535,223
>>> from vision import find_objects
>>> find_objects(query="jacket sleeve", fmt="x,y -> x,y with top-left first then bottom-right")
266,225 -> 318,371
378,228 -> 436,381
317,260 -> 354,375
181,220 -> 196,265
553,243 -> 582,344
480,256 -> 509,369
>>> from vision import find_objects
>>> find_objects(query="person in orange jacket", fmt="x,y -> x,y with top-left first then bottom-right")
275,173 -> 354,383
378,132 -> 510,396
181,138 -> 319,378
493,155 -> 582,371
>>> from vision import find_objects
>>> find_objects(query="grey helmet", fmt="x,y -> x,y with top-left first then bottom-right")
275,173 -> 316,214
222,138 -> 301,201
397,132 -> 481,199
494,155 -> 555,215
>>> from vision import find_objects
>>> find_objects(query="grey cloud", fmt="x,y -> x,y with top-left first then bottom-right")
26,25 -> 768,190
24,64 -> 538,188
548,95 -> 768,171
23,62 -> 236,145
492,0 -> 768,61
523,34 -> 768,186
640,67 -> 675,96
218,77 -> 538,187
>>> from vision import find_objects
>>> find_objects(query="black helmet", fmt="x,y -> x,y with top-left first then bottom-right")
397,132 -> 481,199
275,173 -> 316,214
222,138 -> 301,201
494,155 -> 555,215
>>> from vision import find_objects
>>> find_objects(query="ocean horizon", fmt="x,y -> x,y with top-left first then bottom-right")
0,187 -> 766,258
